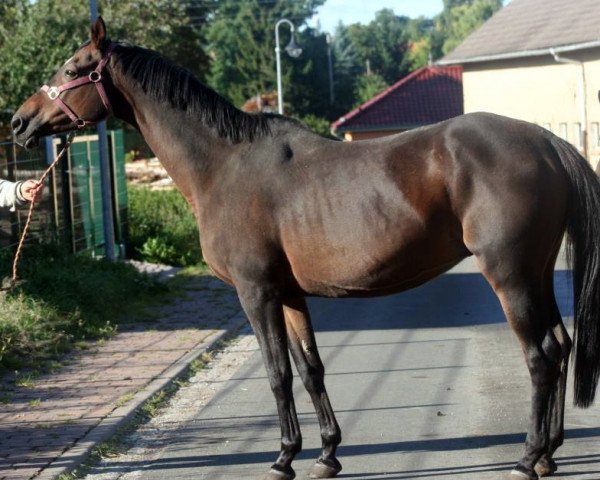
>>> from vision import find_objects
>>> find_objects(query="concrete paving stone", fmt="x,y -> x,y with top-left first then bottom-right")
1,469 -> 41,480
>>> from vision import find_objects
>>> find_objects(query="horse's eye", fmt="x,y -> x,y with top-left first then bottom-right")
65,69 -> 77,78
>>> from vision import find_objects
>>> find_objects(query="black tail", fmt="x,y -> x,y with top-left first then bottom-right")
553,136 -> 600,407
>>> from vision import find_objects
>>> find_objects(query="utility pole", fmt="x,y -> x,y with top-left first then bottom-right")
326,33 -> 335,105
89,0 -> 115,260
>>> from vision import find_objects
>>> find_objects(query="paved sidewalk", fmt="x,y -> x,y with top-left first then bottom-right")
0,269 -> 243,480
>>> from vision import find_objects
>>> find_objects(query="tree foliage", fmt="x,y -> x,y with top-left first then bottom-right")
206,0 -> 325,107
436,0 -> 503,55
0,0 -> 210,132
0,0 -> 505,139
353,73 -> 388,107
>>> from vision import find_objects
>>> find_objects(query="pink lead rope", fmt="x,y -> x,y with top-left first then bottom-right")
40,42 -> 116,129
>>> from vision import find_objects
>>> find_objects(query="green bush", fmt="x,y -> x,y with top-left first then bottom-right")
0,243 -> 167,371
299,114 -> 336,139
127,186 -> 202,266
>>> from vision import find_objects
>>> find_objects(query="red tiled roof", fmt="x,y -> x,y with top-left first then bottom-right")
331,66 -> 463,134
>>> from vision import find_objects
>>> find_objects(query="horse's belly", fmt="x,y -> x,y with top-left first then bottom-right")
287,238 -> 469,298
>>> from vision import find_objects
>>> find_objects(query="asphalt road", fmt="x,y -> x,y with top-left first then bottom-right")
90,256 -> 600,480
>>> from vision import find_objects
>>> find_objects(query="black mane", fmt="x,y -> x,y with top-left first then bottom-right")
112,43 -> 271,144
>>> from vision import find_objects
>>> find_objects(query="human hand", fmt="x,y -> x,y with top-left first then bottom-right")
19,180 -> 43,202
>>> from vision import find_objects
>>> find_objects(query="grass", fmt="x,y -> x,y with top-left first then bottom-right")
0,243 -> 169,373
15,371 -> 38,387
115,392 -> 135,408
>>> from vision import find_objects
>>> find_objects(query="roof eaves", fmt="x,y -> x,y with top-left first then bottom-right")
438,40 -> 600,65
334,123 -> 426,133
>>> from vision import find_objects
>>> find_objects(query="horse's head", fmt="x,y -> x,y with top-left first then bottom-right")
12,17 -> 113,149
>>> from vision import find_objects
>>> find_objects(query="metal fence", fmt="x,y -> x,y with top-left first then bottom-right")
0,131 -> 128,257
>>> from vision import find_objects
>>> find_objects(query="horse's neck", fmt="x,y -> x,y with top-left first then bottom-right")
112,75 -> 234,204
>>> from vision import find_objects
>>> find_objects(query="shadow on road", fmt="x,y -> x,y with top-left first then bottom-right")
308,271 -> 573,330
86,427 -> 599,475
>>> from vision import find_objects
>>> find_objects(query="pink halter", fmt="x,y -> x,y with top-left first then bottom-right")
41,43 -> 116,129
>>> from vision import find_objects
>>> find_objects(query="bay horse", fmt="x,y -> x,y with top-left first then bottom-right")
12,18 -> 600,480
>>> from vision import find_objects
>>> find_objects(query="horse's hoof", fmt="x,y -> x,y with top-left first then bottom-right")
534,457 -> 557,477
308,458 -> 342,478
264,466 -> 296,480
509,468 -> 538,480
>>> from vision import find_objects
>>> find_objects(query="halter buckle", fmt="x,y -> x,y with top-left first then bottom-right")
75,118 -> 86,129
47,86 -> 60,100
89,71 -> 102,83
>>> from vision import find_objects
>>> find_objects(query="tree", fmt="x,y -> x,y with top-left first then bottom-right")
436,0 -> 503,55
0,0 -> 211,135
403,16 -> 435,70
327,21 -> 365,116
206,0 -> 325,107
406,37 -> 432,71
338,10 -> 411,85
353,73 -> 388,106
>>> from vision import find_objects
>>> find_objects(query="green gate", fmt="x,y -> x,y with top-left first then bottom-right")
0,130 -> 128,258
60,130 -> 127,257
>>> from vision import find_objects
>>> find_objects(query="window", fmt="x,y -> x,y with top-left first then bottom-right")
559,123 -> 568,141
573,123 -> 583,149
592,122 -> 600,149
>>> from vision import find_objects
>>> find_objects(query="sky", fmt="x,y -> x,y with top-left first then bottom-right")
309,0 -> 445,33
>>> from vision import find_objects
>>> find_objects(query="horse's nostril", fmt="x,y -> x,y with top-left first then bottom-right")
11,115 -> 24,135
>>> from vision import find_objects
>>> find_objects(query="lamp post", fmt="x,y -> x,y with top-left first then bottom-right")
274,19 -> 302,115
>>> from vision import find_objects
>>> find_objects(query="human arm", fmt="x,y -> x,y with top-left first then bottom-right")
0,179 -> 42,210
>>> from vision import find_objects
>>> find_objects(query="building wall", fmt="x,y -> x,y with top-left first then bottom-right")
462,48 -> 600,169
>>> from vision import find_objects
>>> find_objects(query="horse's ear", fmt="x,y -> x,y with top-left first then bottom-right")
91,16 -> 107,49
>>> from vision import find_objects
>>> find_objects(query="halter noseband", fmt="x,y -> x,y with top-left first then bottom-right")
41,43 -> 116,129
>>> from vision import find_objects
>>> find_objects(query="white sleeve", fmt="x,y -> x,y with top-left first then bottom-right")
0,179 -> 19,211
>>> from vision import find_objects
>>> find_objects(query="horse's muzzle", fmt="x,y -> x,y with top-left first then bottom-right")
11,113 -> 40,149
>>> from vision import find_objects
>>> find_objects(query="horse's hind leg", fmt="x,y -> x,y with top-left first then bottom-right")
535,271 -> 572,477
284,297 -> 342,479
477,256 -> 562,480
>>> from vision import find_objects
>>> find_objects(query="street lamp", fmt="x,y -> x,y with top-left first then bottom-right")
275,19 -> 302,115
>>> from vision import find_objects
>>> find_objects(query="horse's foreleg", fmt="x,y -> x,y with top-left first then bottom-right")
237,284 -> 301,480
283,297 -> 342,479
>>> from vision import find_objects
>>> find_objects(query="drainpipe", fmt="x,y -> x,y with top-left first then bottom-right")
550,48 -> 588,159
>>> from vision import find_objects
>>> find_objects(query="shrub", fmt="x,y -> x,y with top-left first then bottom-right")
127,186 -> 202,266
299,114 -> 336,139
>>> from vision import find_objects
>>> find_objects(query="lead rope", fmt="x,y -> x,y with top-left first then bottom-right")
1,132 -> 75,291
